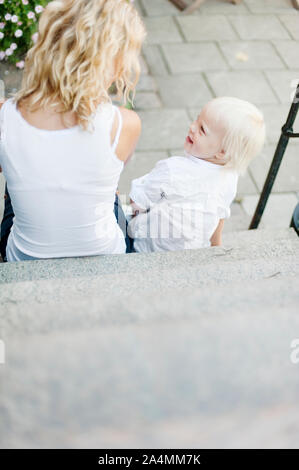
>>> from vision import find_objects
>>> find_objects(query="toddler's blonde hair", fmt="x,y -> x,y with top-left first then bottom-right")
13,0 -> 146,131
205,97 -> 266,175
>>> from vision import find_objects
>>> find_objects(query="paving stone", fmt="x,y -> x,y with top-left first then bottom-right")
142,45 -> 169,76
176,15 -> 238,41
241,192 -> 298,228
118,151 -> 168,198
272,40 -> 299,69
140,55 -> 149,75
0,79 -> 4,98
162,43 -> 228,74
140,0 -> 178,16
198,0 -> 250,15
136,74 -> 158,92
219,41 -> 285,69
0,64 -> 22,96
136,109 -> 190,151
143,16 -> 183,44
156,74 -> 213,108
223,201 -> 251,232
244,0 -> 296,14
134,91 -> 162,110
249,142 -> 299,193
259,103 -> 297,144
169,148 -> 185,157
265,70 -> 299,104
236,170 -> 258,196
187,108 -> 206,123
132,0 -> 144,16
228,15 -> 291,40
279,14 -> 299,40
206,71 -> 278,104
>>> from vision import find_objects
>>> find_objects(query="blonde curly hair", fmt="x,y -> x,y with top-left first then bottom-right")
13,0 -> 146,131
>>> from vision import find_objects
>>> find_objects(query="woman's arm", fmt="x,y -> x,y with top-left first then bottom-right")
210,218 -> 224,246
111,107 -> 141,164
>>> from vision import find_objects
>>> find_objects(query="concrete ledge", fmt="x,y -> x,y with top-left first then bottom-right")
0,228 -> 298,285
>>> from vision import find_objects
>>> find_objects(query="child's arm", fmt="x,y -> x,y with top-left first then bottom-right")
129,198 -> 147,217
210,219 -> 224,246
129,159 -> 171,216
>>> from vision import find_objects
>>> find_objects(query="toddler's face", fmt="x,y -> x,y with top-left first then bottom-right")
184,106 -> 226,164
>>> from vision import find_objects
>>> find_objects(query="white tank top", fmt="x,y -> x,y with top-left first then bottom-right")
0,98 -> 126,261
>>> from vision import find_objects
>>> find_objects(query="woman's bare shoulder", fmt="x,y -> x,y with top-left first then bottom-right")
119,107 -> 141,134
113,107 -> 141,163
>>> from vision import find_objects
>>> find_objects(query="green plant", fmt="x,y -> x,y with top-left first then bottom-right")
0,0 -> 49,68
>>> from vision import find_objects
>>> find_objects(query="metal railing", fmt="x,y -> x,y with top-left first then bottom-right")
249,83 -> 299,230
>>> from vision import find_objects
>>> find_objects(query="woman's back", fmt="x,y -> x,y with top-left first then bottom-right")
0,98 -> 127,259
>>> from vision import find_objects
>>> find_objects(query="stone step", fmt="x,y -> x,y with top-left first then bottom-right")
0,252 -> 298,308
1,274 -> 298,336
1,292 -> 299,448
0,228 -> 298,285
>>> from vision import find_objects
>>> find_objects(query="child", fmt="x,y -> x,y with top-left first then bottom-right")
128,97 -> 266,253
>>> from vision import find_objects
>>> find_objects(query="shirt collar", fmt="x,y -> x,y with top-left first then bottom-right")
184,151 -> 223,170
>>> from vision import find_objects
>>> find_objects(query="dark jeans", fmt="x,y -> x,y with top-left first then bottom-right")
0,184 -> 134,262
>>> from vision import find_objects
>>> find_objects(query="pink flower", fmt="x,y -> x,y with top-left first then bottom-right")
16,61 -> 25,69
0,32 -> 4,40
35,5 -> 44,14
5,14 -> 11,21
31,32 -> 39,44
11,15 -> 18,23
0,51 -> 5,61
22,0 -> 29,4
27,12 -> 35,20
10,43 -> 17,51
15,29 -> 23,38
0,23 -> 5,30
5,48 -> 13,56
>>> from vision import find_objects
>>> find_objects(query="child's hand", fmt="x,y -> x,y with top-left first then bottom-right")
210,219 -> 224,246
130,198 -> 146,217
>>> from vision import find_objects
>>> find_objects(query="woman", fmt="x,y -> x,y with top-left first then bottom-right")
0,0 -> 146,262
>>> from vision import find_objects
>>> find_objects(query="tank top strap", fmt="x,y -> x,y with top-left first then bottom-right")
111,106 -> 123,153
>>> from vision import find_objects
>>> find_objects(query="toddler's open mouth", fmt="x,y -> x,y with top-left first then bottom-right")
186,135 -> 193,144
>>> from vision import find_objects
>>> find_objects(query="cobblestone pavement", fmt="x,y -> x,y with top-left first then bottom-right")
118,0 -> 299,232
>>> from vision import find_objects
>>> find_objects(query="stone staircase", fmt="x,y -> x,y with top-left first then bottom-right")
0,227 -> 299,448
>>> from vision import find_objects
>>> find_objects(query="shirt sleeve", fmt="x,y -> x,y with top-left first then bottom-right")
218,171 -> 239,219
129,159 -> 172,211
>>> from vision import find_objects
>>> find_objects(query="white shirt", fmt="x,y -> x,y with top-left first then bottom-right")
128,153 -> 238,253
0,98 -> 126,262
